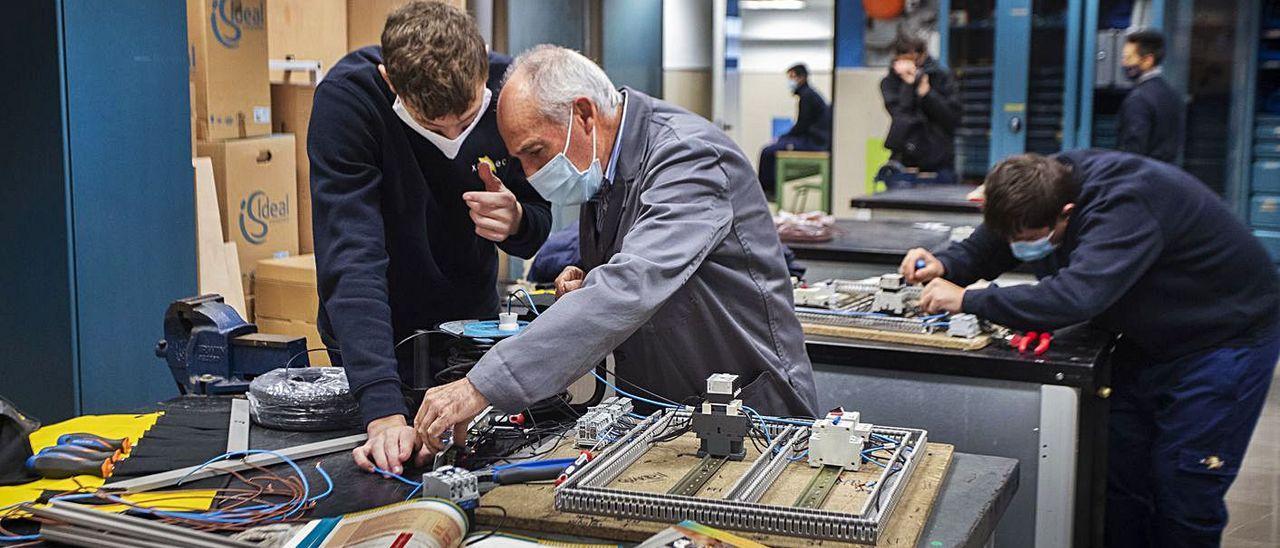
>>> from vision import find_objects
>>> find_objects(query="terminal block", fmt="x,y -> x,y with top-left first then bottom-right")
575,396 -> 634,447
420,466 -> 479,509
808,409 -> 873,471
871,274 -> 909,315
947,313 -> 982,339
693,374 -> 750,460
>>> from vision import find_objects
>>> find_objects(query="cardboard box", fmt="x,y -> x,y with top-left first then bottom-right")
198,135 -> 300,280
257,317 -> 330,365
255,254 -> 318,322
271,83 -> 316,253
188,0 -> 272,140
267,0 -> 349,82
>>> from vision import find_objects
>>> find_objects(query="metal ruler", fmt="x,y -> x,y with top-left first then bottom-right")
669,456 -> 727,497
794,465 -> 843,509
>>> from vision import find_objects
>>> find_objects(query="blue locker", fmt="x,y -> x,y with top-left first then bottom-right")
1253,160 -> 1280,193
0,1 -> 195,420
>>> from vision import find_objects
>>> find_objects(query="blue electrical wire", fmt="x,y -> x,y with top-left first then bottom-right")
508,288 -> 541,316
795,306 -> 888,318
788,450 -> 809,462
591,371 -> 679,410
372,467 -> 424,488
626,412 -> 648,420
0,534 -> 41,543
404,483 -> 423,500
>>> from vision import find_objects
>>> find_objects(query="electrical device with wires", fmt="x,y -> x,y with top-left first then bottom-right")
792,276 -> 1005,345
554,373 -> 931,544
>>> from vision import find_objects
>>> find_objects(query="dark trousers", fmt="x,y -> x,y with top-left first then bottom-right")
1105,328 -> 1280,547
758,134 -> 824,200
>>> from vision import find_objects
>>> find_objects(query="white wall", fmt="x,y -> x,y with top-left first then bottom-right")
662,0 -> 712,70
738,0 -> 834,72
831,67 -> 892,218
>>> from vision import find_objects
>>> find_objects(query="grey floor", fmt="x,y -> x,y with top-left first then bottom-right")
1224,367 -> 1280,547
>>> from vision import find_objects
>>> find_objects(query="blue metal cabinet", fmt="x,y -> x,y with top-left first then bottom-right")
0,1 -> 195,421
989,0 -> 1032,164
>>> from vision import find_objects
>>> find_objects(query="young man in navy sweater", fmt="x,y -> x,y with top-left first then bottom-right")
902,151 -> 1279,546
1117,30 -> 1185,164
308,2 -> 550,475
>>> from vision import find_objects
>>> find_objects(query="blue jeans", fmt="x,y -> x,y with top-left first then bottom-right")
1105,327 -> 1280,547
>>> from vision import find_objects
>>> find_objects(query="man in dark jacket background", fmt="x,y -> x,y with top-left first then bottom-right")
758,63 -> 831,200
1117,29 -> 1185,164
902,151 -> 1279,547
308,2 -> 550,475
880,34 -> 961,185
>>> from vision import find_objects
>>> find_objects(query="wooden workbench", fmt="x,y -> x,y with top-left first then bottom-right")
478,439 -> 954,547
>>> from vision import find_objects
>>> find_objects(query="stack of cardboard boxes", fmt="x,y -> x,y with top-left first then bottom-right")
189,0 -> 300,322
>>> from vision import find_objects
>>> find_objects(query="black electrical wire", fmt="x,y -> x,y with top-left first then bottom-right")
283,348 -> 341,370
466,505 -> 509,545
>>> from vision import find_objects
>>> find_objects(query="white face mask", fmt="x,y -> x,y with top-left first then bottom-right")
392,88 -> 492,160
526,109 -> 603,206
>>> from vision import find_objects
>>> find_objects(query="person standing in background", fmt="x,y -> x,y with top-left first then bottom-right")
880,34 -> 960,186
758,63 -> 831,200
1117,30 -> 1185,164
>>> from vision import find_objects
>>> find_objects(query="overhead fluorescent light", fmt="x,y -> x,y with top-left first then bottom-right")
740,0 -> 806,10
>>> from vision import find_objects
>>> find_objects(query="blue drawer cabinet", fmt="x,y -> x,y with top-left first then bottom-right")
1256,142 -> 1280,159
0,1 -> 194,420
1251,195 -> 1280,229
1255,230 -> 1280,263
1253,161 -> 1280,193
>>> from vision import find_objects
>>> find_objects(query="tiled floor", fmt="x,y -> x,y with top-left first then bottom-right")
1224,367 -> 1280,547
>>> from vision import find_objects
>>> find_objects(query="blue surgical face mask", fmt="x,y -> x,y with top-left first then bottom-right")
788,79 -> 800,92
1009,230 -> 1057,262
527,110 -> 603,206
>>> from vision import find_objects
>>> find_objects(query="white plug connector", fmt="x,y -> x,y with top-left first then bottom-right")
497,312 -> 519,332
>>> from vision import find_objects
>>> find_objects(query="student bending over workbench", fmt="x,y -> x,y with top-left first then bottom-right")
901,150 -> 1279,547
410,45 -> 818,457
309,2 -> 550,476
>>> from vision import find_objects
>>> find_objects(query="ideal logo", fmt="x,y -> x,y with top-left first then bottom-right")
239,191 -> 290,245
210,0 -> 264,49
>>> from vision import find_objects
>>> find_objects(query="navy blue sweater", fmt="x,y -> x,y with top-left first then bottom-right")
939,150 -> 1278,362
309,48 -> 551,426
1118,74 -> 1185,164
784,83 -> 831,148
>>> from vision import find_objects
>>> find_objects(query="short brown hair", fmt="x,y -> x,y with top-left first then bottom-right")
983,154 -> 1079,238
381,1 -> 488,119
891,34 -> 927,57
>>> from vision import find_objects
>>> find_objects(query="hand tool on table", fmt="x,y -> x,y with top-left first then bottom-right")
56,433 -> 132,454
1009,331 -> 1053,356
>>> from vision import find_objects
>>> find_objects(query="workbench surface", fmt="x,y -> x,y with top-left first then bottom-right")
807,323 -> 1115,389
850,185 -> 983,213
785,219 -> 957,264
136,397 -> 1018,547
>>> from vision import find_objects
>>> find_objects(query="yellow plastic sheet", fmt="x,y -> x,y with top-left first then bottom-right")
0,412 -> 216,512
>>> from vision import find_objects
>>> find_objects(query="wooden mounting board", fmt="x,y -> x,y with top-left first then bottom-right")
802,322 -> 991,351
477,439 -> 954,547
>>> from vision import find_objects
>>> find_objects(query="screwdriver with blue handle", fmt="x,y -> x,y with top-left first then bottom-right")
24,433 -> 131,479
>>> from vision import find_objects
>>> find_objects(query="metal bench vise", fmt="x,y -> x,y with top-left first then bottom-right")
155,294 -> 309,395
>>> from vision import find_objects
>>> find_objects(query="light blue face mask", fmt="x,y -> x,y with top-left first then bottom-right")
1009,230 -> 1057,262
527,110 -> 603,206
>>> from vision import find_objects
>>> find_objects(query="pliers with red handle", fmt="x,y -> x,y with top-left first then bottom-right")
1009,331 -> 1053,356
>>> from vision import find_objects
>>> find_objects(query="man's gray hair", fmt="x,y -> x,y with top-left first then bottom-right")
506,44 -> 622,124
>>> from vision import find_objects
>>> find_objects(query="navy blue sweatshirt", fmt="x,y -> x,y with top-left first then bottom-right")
881,57 -> 961,171
1117,74 -> 1185,164
309,48 -> 551,426
784,82 -> 831,148
938,150 -> 1278,362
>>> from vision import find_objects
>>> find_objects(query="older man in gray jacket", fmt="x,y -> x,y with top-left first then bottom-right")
411,45 -> 817,452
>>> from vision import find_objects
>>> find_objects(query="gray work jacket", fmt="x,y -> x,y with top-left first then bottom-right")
468,89 -> 817,417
